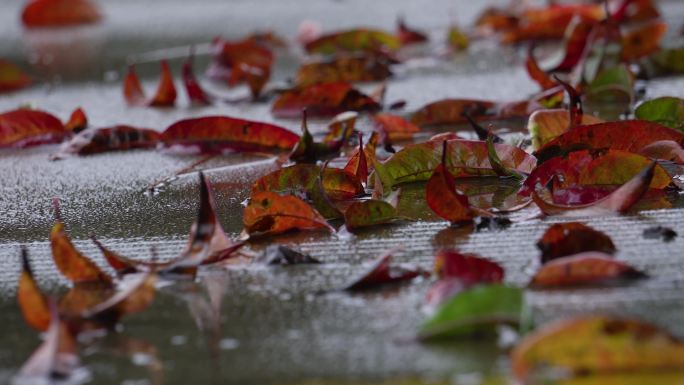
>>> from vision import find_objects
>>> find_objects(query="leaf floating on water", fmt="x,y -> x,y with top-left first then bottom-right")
123,60 -> 177,107
419,284 -> 522,340
15,300 -> 81,383
536,222 -> 616,264
64,107 -> 88,133
0,59 -> 31,93
243,192 -> 333,236
161,115 -> 299,153
272,82 -> 381,118
534,120 -> 684,163
17,248 -> 51,332
511,316 -> 684,381
22,0 -> 101,28
50,126 -> 161,160
529,252 -> 646,288
0,109 -> 68,148
531,161 -> 657,217
50,200 -> 112,285
526,46 -> 556,90
343,251 -> 426,291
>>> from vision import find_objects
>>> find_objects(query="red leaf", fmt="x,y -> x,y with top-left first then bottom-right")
425,141 -> 476,223
410,99 -> 497,127
344,133 -> 369,184
434,249 -> 504,284
536,222 -> 616,264
50,125 -> 161,159
526,46 -> 556,90
500,4 -> 603,44
64,107 -> 87,133
555,76 -> 583,129
373,113 -> 420,144
182,55 -> 212,105
17,248 -> 51,332
549,16 -> 594,72
211,37 -> 273,98
81,272 -> 157,323
271,82 -> 381,118
529,252 -> 646,288
161,115 -> 299,153
344,251 -> 427,290
397,17 -> 428,46
0,59 -> 31,93
295,55 -> 392,87
22,0 -> 101,28
243,192 -> 334,236
50,200 -> 112,285
532,161 -> 657,216
520,149 -> 673,197
535,120 -> 684,163
0,109 -> 68,148
123,61 -> 177,107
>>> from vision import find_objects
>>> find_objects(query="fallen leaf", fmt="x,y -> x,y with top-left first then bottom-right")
161,115 -> 299,153
257,245 -> 321,265
182,54 -> 212,105
243,191 -> 333,236
536,222 -> 616,263
50,125 -> 161,160
123,60 -> 177,107
373,113 -> 420,145
397,17 -> 428,46
643,225 -> 677,242
343,199 -> 398,230
64,107 -> 87,133
447,25 -> 469,51
526,46 -> 556,90
304,29 -> 400,55
51,200 -> 112,285
0,59 -> 31,93
209,37 -> 273,98
15,301 -> 80,382
91,237 -> 141,278
344,133 -> 369,184
425,141 -> 476,223
500,4 -> 604,44
22,0 -> 101,28
434,249 -> 504,283
534,120 -> 684,163
531,161 -> 657,216
343,251 -> 426,290
548,16 -> 594,72
640,140 -> 684,163
410,99 -> 496,127
382,139 -> 536,186
520,149 -> 672,197
419,284 -> 522,340
511,316 -> 684,381
17,248 -> 51,332
272,82 -> 381,118
0,109 -> 68,148
584,64 -> 635,120
635,97 -> 684,131
486,131 -> 524,180
295,55 -> 392,87
621,20 -> 668,62
81,272 -> 157,323
290,110 -> 347,163
642,47 -> 684,76
529,251 -> 645,288
527,108 -> 603,150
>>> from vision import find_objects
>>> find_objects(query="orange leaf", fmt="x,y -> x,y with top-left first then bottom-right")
410,99 -> 496,127
621,20 -> 667,61
271,82 -> 380,118
161,115 -> 299,153
50,200 -> 112,285
0,59 -> 31,93
64,107 -> 87,132
17,248 -> 51,332
82,272 -> 157,322
526,46 -> 556,90
535,120 -> 684,163
22,0 -> 101,28
531,161 -> 657,216
373,113 -> 420,143
536,222 -> 616,264
529,252 -> 645,288
0,109 -> 68,148
123,61 -> 176,107
244,192 -> 333,236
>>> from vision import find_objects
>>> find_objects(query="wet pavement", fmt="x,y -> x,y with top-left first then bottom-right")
1,1 -> 684,384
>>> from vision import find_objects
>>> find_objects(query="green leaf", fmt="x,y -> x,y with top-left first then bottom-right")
344,199 -> 397,230
584,64 -> 634,121
419,284 -> 523,340
635,97 -> 684,131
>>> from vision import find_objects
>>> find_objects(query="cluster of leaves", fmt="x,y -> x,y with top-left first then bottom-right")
4,0 -> 684,383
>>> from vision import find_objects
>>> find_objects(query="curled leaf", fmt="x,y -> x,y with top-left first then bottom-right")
209,37 -> 273,99
526,46 -> 556,90
272,82 -> 380,118
51,126 -> 161,159
373,113 -> 420,144
532,161 -> 657,216
123,61 -> 177,107
65,107 -> 87,133
511,316 -> 684,381
535,120 -> 684,163
528,108 -> 603,150
344,133 -> 369,184
537,222 -> 616,264
529,252 -> 646,288
343,199 -> 397,230
182,54 -> 212,105
397,17 -> 428,46
244,192 -> 333,236
0,59 -> 31,93
17,248 -> 51,332
0,109 -> 68,148
161,115 -> 299,153
22,0 -> 101,28
343,250 -> 426,291
289,110 -> 346,163
82,272 -> 157,323
425,141 -> 475,223
486,131 -> 524,180
419,284 -> 522,340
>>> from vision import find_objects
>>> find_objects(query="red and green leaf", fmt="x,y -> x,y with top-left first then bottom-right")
344,133 -> 369,184
343,199 -> 397,230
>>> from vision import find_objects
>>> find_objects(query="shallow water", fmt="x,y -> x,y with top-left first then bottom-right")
1,1 -> 684,384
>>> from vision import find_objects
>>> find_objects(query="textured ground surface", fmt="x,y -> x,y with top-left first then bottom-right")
1,1 -> 684,384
